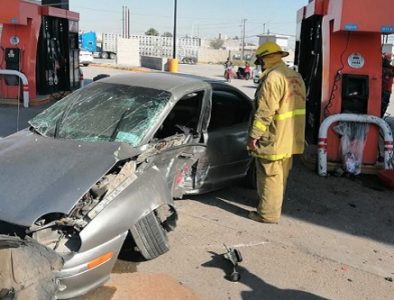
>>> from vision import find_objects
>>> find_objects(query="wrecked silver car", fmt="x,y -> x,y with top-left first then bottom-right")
0,73 -> 253,298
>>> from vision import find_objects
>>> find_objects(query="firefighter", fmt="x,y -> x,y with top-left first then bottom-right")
247,41 -> 306,224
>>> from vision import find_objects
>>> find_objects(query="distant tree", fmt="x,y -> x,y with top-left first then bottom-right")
162,32 -> 173,37
145,28 -> 159,36
210,38 -> 224,49
233,36 -> 239,40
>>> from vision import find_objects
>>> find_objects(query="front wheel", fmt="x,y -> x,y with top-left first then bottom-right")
101,52 -> 109,59
130,211 -> 169,260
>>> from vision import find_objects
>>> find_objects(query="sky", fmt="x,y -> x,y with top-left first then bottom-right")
70,0 -> 308,43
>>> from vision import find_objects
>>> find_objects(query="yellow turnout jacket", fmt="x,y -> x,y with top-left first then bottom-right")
249,61 -> 306,160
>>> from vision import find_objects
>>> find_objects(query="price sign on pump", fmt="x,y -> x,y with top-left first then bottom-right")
348,53 -> 365,69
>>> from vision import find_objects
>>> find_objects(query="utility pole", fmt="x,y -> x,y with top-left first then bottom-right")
127,8 -> 130,38
173,0 -> 177,59
241,18 -> 247,60
122,6 -> 130,38
122,6 -> 125,38
262,21 -> 270,34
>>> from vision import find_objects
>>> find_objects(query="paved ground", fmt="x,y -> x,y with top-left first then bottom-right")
1,63 -> 393,300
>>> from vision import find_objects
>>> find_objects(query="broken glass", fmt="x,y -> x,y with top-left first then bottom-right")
29,82 -> 171,146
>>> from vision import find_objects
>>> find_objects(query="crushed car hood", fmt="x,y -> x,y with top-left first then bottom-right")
0,130 -> 139,227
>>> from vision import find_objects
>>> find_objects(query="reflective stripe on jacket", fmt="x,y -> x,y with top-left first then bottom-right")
249,61 -> 306,160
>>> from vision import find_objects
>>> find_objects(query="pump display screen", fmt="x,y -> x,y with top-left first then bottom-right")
343,75 -> 368,98
341,74 -> 369,114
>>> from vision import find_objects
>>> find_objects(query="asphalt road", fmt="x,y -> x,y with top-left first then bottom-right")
1,63 -> 393,300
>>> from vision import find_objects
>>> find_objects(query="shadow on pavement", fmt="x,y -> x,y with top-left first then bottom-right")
191,156 -> 394,246
202,251 -> 327,300
244,84 -> 258,89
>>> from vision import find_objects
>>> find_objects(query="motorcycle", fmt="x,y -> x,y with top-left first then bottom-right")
236,63 -> 252,80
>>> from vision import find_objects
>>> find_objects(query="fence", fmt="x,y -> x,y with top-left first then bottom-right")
130,35 -> 200,59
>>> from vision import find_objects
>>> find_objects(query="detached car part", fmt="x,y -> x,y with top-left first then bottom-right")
223,244 -> 243,282
0,235 -> 64,299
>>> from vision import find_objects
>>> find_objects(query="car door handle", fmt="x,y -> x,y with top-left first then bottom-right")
179,152 -> 194,158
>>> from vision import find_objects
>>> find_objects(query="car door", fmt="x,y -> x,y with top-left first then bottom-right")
190,83 -> 254,193
145,89 -> 210,198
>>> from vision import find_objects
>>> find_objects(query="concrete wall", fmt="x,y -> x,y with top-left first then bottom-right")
116,38 -> 140,66
140,56 -> 165,71
223,39 -> 241,51
198,48 -> 231,64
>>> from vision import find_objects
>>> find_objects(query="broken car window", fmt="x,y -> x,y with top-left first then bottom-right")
209,90 -> 251,130
154,91 -> 204,139
29,83 -> 170,146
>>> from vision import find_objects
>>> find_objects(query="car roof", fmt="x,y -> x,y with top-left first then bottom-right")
97,72 -> 251,101
99,72 -> 214,100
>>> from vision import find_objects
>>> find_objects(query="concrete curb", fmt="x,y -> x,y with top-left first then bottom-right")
90,64 -> 153,73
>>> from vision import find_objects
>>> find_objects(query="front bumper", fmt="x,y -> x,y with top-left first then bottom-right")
55,232 -> 127,299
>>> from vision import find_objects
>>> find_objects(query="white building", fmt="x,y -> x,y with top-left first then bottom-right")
257,34 -> 289,51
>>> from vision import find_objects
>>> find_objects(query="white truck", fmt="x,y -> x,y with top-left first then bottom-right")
80,31 -> 120,60
96,33 -> 121,59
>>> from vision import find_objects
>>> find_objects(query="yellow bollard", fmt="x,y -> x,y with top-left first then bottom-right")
167,58 -> 178,73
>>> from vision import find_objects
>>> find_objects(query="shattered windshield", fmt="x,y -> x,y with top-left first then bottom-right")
29,82 -> 170,146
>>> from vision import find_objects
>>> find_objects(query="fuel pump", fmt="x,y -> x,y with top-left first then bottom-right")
0,0 -> 80,107
37,17 -> 69,94
296,0 -> 394,174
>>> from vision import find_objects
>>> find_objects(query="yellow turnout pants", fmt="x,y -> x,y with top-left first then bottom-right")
255,157 -> 293,223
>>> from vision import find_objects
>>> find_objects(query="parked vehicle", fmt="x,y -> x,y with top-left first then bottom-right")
80,31 -> 119,59
0,72 -> 254,299
232,53 -> 241,60
79,31 -> 96,53
236,63 -> 252,80
181,56 -> 198,64
253,66 -> 262,85
79,50 -> 94,66
244,53 -> 252,60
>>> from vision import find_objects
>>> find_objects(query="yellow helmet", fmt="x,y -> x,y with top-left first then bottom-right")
256,41 -> 289,58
